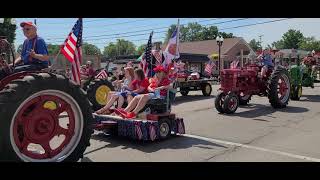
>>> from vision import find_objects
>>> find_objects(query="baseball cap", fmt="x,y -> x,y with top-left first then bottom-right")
153,65 -> 167,73
20,22 -> 37,29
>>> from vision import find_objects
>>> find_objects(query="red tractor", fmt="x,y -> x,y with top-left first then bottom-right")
215,63 -> 291,114
0,37 -> 93,162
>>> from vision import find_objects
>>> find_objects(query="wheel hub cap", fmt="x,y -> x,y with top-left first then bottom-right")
95,85 -> 111,105
11,92 -> 81,162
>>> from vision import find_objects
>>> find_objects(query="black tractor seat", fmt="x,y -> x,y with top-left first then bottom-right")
140,82 -> 177,114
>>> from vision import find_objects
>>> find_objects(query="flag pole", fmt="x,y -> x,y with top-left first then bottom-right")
174,18 -> 179,62
150,31 -> 153,78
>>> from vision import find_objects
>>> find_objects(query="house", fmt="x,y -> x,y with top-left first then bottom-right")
162,37 -> 255,74
111,38 -> 254,74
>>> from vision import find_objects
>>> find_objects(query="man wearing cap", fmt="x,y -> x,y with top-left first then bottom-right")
13,21 -> 49,72
81,61 -> 95,79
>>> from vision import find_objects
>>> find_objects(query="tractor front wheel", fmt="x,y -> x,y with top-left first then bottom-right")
223,92 -> 239,114
239,93 -> 251,105
215,91 -> 226,113
290,85 -> 302,101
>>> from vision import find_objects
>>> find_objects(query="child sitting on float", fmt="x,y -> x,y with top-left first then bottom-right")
114,65 -> 171,119
95,67 -> 135,114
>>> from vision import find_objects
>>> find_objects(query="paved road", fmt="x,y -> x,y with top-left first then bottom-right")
82,83 -> 320,162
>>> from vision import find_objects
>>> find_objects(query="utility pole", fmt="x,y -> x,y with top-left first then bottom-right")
258,35 -> 263,50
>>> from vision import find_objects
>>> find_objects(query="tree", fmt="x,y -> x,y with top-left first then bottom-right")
47,44 -> 61,55
165,22 -> 234,43
272,39 -> 285,49
82,42 -> 101,55
137,44 -> 146,55
249,39 -> 261,51
298,37 -> 320,52
0,18 -> 17,44
103,39 -> 136,59
271,29 -> 304,49
17,44 -> 23,54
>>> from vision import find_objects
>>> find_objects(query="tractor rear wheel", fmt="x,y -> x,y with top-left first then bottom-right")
0,73 -> 93,162
290,85 -> 302,101
215,91 -> 226,113
267,67 -> 291,108
201,83 -> 212,96
223,92 -> 239,114
86,79 -> 114,111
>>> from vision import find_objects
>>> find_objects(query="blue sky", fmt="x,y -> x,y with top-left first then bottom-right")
14,18 -> 320,52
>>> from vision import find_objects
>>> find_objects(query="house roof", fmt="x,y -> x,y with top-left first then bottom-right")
161,37 -> 251,55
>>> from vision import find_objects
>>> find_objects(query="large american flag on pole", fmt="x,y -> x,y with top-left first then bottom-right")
61,18 -> 83,85
140,31 -> 153,77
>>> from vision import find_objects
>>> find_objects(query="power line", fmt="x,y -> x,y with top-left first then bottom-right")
39,19 -> 293,47
38,18 -> 150,25
82,18 -> 248,41
46,18 -> 245,41
44,18 -> 221,40
219,18 -> 292,30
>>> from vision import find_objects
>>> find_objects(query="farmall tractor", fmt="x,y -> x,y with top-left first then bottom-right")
0,37 -> 94,162
215,59 -> 291,114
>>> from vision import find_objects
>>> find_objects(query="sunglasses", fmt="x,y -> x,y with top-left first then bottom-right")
23,28 -> 31,31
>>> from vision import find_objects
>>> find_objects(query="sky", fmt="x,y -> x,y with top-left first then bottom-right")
13,18 -> 320,52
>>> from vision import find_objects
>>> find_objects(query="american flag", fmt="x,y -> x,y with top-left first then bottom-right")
163,19 -> 180,67
230,60 -> 239,69
145,31 -> 153,77
61,18 -> 83,85
149,123 -> 157,141
205,60 -> 215,75
178,119 -> 185,134
135,122 -> 143,140
140,31 -> 153,77
152,50 -> 162,65
95,69 -> 108,79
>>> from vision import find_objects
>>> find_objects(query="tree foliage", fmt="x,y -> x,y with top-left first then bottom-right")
165,22 -> 234,43
0,18 -> 16,44
103,39 -> 136,58
249,39 -> 261,51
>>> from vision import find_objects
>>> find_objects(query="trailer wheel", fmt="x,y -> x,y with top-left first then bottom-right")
215,91 -> 226,113
0,73 -> 93,162
201,83 -> 212,96
290,85 -> 302,101
158,118 -> 171,139
223,92 -> 239,114
180,88 -> 189,96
